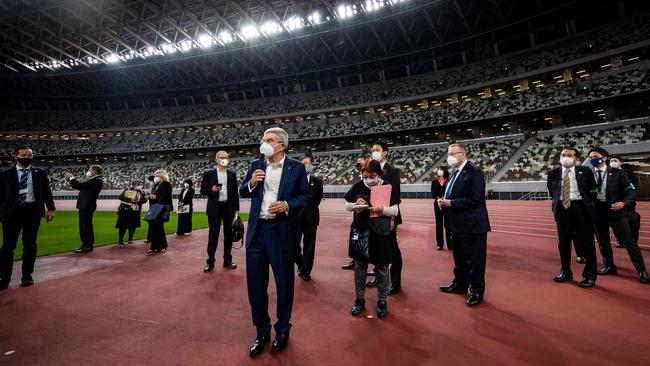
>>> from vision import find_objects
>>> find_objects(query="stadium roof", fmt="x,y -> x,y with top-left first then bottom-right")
0,0 -> 630,96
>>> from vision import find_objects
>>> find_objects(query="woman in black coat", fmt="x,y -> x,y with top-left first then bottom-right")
116,180 -> 147,244
431,167 -> 452,250
344,159 -> 399,319
146,170 -> 173,253
176,179 -> 194,235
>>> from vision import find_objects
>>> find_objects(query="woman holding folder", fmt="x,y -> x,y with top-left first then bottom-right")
176,179 -> 194,235
115,180 -> 147,244
344,159 -> 399,318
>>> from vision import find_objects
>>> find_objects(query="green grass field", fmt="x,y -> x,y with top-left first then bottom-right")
12,211 -> 248,260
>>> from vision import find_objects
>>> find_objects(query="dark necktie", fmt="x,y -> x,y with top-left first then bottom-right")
18,169 -> 29,206
597,170 -> 604,192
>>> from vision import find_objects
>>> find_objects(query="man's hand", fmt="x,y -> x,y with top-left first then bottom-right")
368,206 -> 383,214
355,198 -> 368,206
438,198 -> 452,208
268,201 -> 288,214
249,170 -> 266,188
63,172 -> 73,180
46,210 -> 55,222
212,185 -> 222,193
611,202 -> 625,211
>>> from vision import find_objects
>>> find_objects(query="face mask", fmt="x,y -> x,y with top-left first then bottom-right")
17,157 -> 32,167
610,162 -> 621,169
183,183 -> 190,188
259,142 -> 276,157
447,155 -> 459,167
437,170 -> 444,177
560,156 -> 574,168
371,151 -> 383,162
589,157 -> 604,167
364,177 -> 379,187
154,176 -> 161,183
305,165 -> 314,174
86,171 -> 93,178
219,159 -> 229,167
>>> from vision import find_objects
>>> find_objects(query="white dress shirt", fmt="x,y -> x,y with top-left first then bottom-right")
594,166 -> 607,202
251,155 -> 286,219
217,168 -> 228,202
16,165 -> 35,203
444,159 -> 467,199
561,166 -> 583,201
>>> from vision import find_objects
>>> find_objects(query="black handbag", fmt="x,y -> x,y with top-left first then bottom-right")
349,228 -> 370,262
144,203 -> 170,223
232,215 -> 245,249
629,210 -> 641,241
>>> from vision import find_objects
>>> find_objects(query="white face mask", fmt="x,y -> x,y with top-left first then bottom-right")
437,170 -> 444,177
364,177 -> 380,187
260,142 -> 276,157
610,161 -> 621,169
183,183 -> 190,188
305,164 -> 314,174
135,185 -> 144,190
219,159 -> 229,167
447,155 -> 459,167
560,156 -> 575,168
371,151 -> 383,162
154,176 -> 161,183
85,171 -> 92,178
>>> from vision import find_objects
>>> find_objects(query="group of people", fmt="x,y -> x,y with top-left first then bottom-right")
0,129 -> 647,358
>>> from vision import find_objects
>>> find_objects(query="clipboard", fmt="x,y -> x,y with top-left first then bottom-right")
369,184 -> 391,218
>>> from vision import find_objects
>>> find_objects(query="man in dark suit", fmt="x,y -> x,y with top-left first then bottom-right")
64,165 -> 103,253
295,156 -> 323,281
342,153 -> 369,270
0,147 -> 56,289
200,150 -> 240,272
240,128 -> 310,357
610,155 -> 640,245
547,147 -> 599,288
587,148 -> 648,284
366,141 -> 403,294
438,143 -> 491,306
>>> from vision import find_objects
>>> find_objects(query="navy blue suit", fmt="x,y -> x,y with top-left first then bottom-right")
444,161 -> 490,295
240,156 -> 310,337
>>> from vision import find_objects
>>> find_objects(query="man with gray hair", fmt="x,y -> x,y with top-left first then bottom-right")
240,127 -> 310,356
64,165 -> 104,254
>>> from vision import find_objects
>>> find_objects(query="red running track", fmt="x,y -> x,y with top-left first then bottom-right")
0,199 -> 649,366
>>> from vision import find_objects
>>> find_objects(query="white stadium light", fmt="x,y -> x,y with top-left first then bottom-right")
260,21 -> 282,35
337,4 -> 356,19
240,24 -> 261,40
105,53 -> 121,63
197,34 -> 215,48
218,30 -> 235,44
160,43 -> 177,54
307,11 -> 321,24
284,16 -> 304,31
179,39 -> 194,52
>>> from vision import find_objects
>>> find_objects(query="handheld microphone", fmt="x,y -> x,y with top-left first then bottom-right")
257,153 -> 266,171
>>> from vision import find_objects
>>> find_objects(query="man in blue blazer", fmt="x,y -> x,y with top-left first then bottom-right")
240,127 -> 310,357
438,143 -> 491,307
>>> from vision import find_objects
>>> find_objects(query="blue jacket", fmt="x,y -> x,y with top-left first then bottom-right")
240,156 -> 311,248
445,161 -> 491,234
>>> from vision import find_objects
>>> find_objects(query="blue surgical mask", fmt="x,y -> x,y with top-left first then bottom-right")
589,157 -> 604,167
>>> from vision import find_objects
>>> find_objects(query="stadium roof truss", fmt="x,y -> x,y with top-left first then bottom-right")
0,0 -> 571,96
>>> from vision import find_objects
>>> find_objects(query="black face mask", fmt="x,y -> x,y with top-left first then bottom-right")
17,157 -> 32,167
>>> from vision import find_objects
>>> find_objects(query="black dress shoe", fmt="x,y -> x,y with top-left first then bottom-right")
598,266 -> 618,275
367,270 -> 375,276
203,264 -> 214,273
341,261 -> 354,270
223,262 -> 237,270
578,278 -> 596,288
271,333 -> 289,354
466,293 -> 483,307
576,257 -> 586,264
20,275 -> 34,287
389,286 -> 401,295
351,298 -> 365,316
439,282 -> 468,293
639,271 -> 649,284
376,300 -> 388,318
74,247 -> 92,253
615,242 -> 624,248
553,271 -> 573,283
366,278 -> 378,287
249,335 -> 270,357
299,272 -> 311,281
436,246 -> 443,250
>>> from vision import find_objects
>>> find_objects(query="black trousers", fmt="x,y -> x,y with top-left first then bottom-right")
246,221 -> 295,338
595,202 -> 646,272
434,204 -> 453,249
79,209 -> 95,249
148,220 -> 167,251
0,205 -> 41,281
555,201 -> 598,280
451,231 -> 487,295
206,203 -> 234,265
390,226 -> 402,288
295,221 -> 318,276
119,227 -> 136,243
